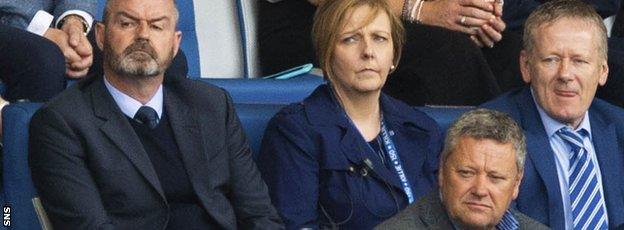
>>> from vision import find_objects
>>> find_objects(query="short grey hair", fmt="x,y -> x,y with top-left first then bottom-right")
102,0 -> 180,25
441,109 -> 527,172
523,0 -> 607,60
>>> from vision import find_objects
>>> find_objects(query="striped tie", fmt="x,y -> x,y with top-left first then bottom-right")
557,127 -> 608,230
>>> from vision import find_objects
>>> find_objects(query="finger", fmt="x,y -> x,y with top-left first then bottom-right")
66,67 -> 89,78
488,17 -> 506,32
69,56 -> 92,70
459,15 -> 489,27
459,6 -> 496,21
459,0 -> 494,12
67,25 -> 83,48
453,24 -> 480,36
73,37 -> 93,57
494,0 -> 504,16
482,24 -> 503,42
470,35 -> 484,47
62,47 -> 82,64
476,27 -> 495,48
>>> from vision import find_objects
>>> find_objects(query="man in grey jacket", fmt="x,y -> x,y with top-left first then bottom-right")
377,109 -> 548,230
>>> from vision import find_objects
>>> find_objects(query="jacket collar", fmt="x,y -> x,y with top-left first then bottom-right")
304,84 -> 434,132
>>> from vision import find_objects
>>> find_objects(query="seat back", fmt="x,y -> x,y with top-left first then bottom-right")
2,102 -> 43,230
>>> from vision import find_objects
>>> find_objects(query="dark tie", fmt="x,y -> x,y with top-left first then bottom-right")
134,106 -> 159,129
557,127 -> 608,229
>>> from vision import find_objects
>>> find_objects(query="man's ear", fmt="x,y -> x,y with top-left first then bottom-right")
172,31 -> 182,57
512,171 -> 524,199
95,22 -> 105,51
520,50 -> 531,84
598,59 -> 609,86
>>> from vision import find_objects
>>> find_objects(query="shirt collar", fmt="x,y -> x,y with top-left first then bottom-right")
531,89 -> 591,139
103,76 -> 163,119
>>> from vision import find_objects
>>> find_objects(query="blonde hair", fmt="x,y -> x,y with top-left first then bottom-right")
523,0 -> 607,60
312,0 -> 405,80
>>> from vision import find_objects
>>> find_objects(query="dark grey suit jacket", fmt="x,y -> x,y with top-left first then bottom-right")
29,76 -> 283,229
0,0 -> 97,29
375,191 -> 549,230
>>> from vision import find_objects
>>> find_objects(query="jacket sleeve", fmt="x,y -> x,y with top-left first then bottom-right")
52,0 -> 98,22
257,110 -> 321,229
29,106 -> 115,230
222,93 -> 285,229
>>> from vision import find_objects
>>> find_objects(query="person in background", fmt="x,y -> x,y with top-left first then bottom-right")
259,0 -> 524,106
28,0 -> 283,228
377,109 -> 548,230
257,0 -> 442,228
0,0 -> 95,134
483,0 -> 624,228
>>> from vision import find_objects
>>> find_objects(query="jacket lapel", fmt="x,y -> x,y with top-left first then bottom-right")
514,89 -> 565,229
589,109 -> 624,228
90,78 -> 166,201
163,87 -> 209,201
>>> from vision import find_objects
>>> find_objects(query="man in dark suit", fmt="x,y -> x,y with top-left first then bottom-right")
377,109 -> 547,229
483,1 -> 624,229
28,0 -> 283,229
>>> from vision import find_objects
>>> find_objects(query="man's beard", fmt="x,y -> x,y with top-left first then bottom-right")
104,39 -> 173,78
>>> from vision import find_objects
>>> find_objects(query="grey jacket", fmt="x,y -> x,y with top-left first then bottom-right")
0,0 -> 96,29
376,191 -> 550,230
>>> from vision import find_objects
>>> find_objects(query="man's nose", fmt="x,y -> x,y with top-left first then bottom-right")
557,59 -> 574,82
471,175 -> 489,197
136,21 -> 150,39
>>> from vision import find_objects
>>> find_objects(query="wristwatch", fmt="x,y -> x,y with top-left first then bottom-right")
57,14 -> 88,34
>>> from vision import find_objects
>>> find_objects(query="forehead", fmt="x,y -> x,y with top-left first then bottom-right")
531,18 -> 600,54
341,5 -> 391,32
448,137 -> 517,172
108,0 -> 175,19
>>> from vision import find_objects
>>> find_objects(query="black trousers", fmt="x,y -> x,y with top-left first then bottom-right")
0,24 -> 66,102
258,0 -> 524,106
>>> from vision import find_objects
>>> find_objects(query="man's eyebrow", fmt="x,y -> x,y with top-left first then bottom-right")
115,12 -> 170,23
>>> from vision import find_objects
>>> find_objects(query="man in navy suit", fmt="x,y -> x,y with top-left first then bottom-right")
483,1 -> 624,229
28,0 -> 283,228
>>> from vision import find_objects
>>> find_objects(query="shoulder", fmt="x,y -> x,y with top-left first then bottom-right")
383,94 -> 439,134
376,192 -> 445,230
513,209 -> 551,230
590,98 -> 624,123
166,78 -> 229,106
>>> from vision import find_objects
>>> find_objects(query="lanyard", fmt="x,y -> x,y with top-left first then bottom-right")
379,119 -> 415,204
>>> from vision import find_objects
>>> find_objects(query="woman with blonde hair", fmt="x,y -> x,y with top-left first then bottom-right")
257,0 -> 442,228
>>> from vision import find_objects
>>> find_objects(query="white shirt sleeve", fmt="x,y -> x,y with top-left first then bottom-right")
25,10 -> 95,36
55,10 -> 95,33
26,10 -> 54,36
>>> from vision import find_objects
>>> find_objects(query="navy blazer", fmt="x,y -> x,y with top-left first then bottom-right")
257,84 -> 442,229
482,87 -> 624,229
29,76 -> 283,229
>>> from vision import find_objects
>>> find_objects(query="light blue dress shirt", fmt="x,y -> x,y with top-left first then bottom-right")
103,76 -> 163,120
532,90 -> 608,230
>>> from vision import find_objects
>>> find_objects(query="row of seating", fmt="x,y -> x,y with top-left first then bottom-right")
0,74 -> 471,229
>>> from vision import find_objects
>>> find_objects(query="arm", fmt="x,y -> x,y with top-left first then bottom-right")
29,106 -> 115,229
257,112 -> 320,229
223,93 -> 284,229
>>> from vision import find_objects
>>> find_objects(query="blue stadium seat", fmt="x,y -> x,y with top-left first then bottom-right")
202,74 -> 324,104
2,102 -> 44,230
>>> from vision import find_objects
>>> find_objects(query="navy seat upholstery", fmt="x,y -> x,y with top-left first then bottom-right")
202,74 -> 324,104
2,102 -> 43,230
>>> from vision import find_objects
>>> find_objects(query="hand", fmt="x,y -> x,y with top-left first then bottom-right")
420,0 -> 497,35
60,18 -> 93,78
471,0 -> 506,48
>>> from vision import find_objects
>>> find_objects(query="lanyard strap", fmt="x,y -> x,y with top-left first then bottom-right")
380,120 -> 415,204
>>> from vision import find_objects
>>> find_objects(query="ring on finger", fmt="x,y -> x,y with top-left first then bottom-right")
460,16 -> 467,25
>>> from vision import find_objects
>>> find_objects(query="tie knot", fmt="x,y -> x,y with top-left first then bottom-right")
134,106 -> 159,129
557,127 -> 585,150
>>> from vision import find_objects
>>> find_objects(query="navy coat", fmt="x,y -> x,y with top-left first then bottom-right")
483,87 -> 624,229
257,84 -> 442,229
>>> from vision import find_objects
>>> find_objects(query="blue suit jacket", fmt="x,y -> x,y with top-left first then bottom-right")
0,0 -> 96,29
257,84 -> 442,229
483,87 -> 624,229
